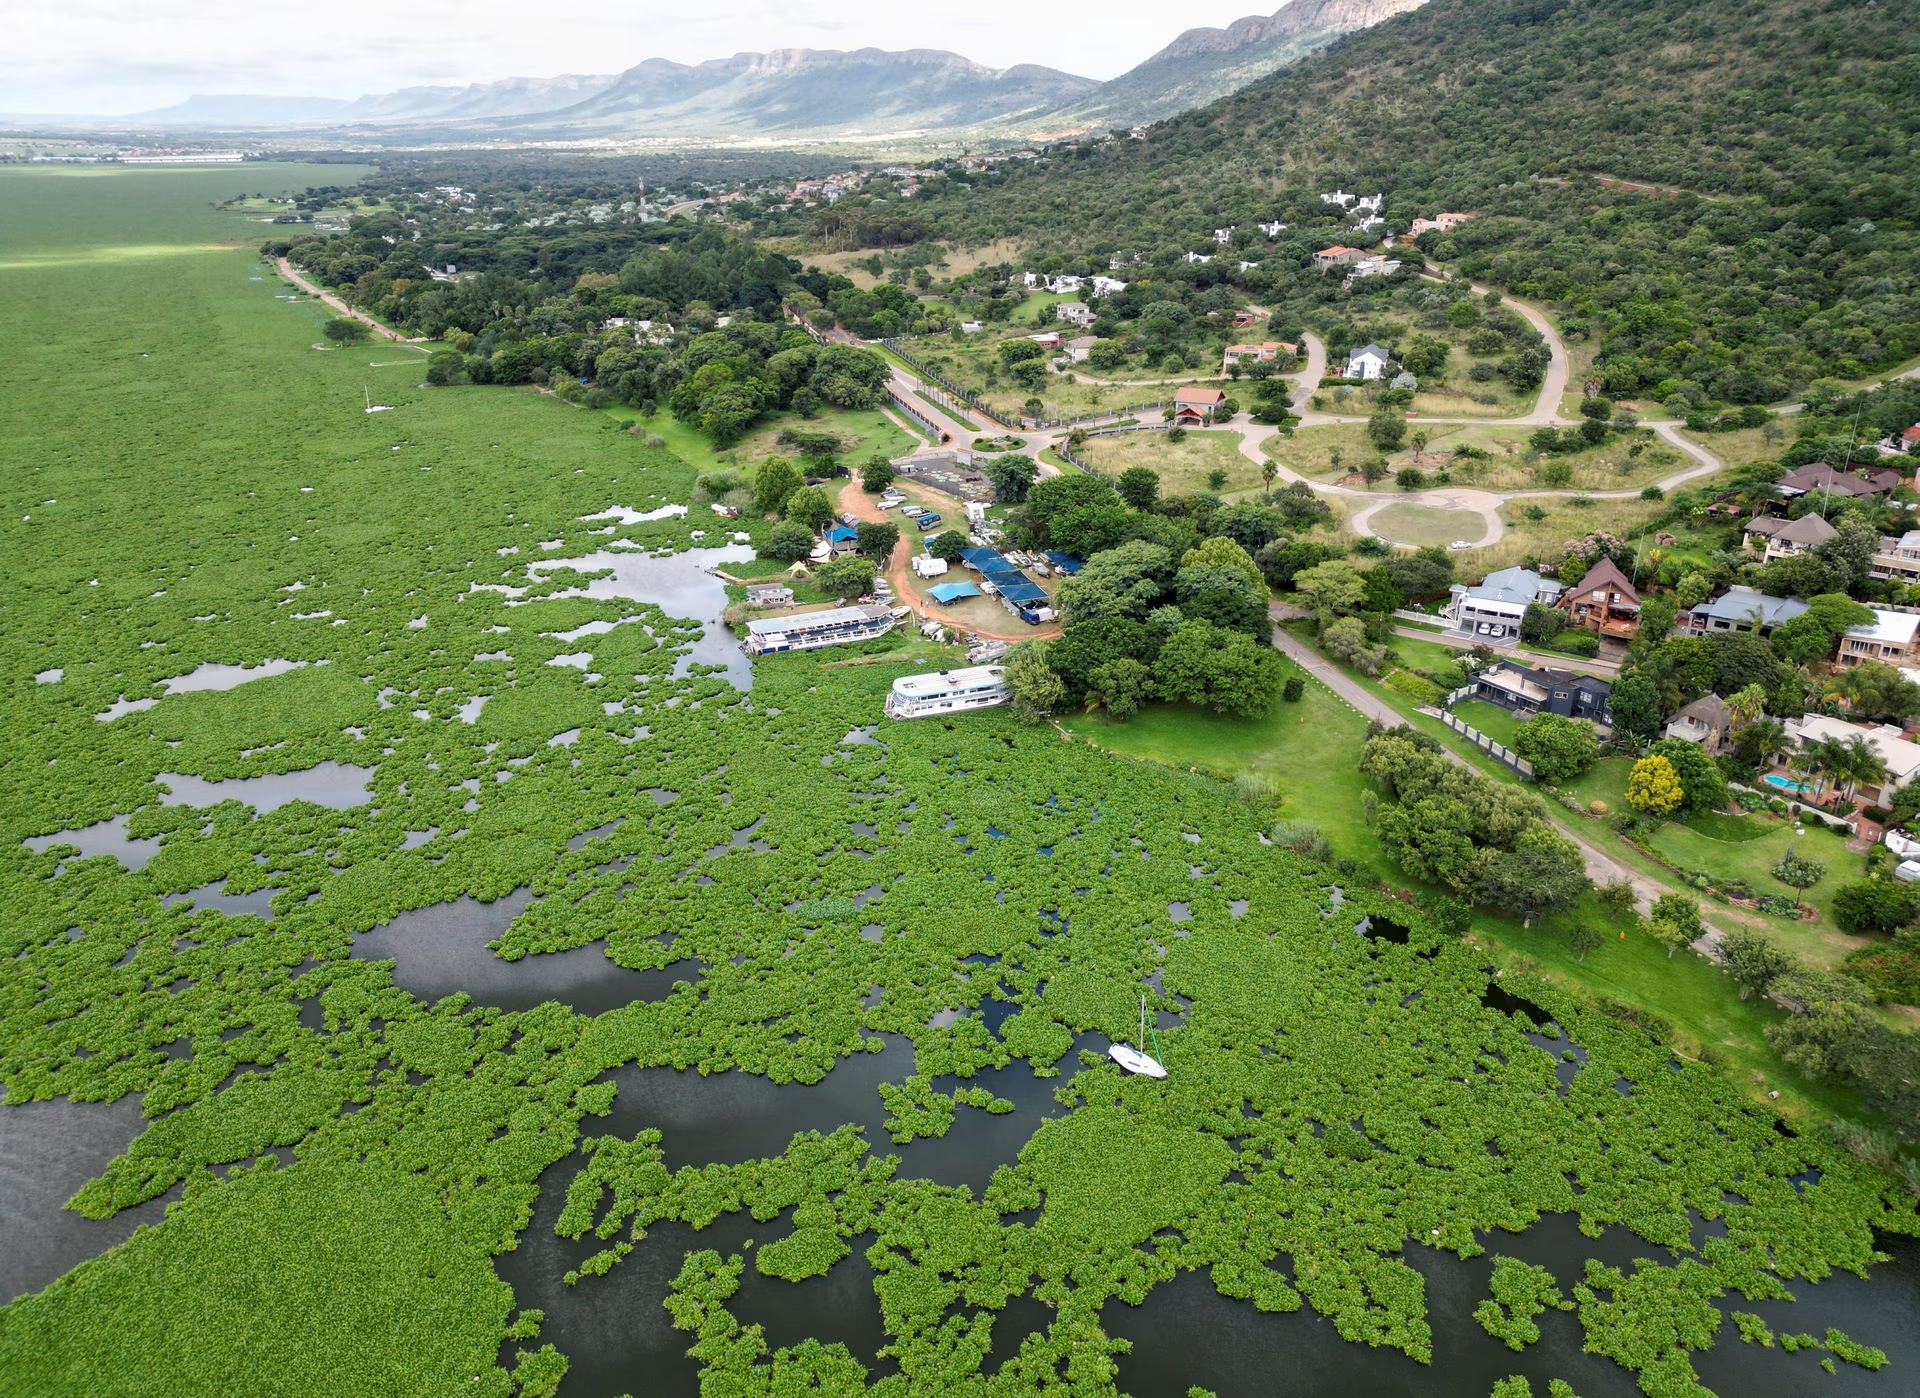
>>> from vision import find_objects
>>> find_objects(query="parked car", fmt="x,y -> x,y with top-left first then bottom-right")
917,513 -> 942,531
1895,859 -> 1920,884
839,512 -> 859,526
899,505 -> 926,518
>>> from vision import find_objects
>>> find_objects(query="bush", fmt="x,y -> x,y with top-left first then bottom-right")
1539,630 -> 1600,657
1271,820 -> 1333,863
1283,676 -> 1305,702
1383,670 -> 1445,704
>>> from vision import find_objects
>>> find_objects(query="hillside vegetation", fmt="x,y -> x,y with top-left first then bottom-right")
914,0 -> 1920,402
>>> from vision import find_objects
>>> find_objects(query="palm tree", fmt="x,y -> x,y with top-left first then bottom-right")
1728,684 -> 1769,728
1261,459 -> 1278,501
1805,735 -> 1852,801
1736,717 -> 1788,767
1838,735 -> 1887,805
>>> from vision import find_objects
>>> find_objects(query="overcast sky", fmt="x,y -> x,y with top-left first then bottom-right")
10,1 -> 1280,114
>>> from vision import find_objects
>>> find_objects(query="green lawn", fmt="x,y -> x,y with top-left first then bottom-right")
1449,698 -> 1529,748
1074,428 -> 1263,497
1368,502 -> 1486,548
1648,813 -> 1863,927
1565,755 -> 1635,813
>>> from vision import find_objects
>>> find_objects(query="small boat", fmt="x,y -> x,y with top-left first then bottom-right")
1108,994 -> 1168,1078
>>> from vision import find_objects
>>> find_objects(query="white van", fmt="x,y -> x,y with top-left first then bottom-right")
1885,829 -> 1920,859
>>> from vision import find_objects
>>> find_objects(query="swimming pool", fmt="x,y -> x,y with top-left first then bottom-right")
1763,773 -> 1812,795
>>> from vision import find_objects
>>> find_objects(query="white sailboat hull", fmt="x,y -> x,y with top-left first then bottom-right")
1108,1043 -> 1167,1078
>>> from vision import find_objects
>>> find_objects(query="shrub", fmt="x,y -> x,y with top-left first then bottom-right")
1282,676 -> 1305,702
1271,820 -> 1333,863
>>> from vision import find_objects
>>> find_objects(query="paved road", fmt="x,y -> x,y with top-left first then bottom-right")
1268,611 -> 1661,910
1390,624 -> 1622,675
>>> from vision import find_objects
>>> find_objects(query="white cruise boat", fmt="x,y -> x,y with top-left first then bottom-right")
883,665 -> 1008,720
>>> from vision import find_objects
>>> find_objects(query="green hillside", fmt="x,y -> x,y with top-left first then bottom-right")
917,0 -> 1920,402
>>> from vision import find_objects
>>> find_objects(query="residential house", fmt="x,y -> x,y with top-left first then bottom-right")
1470,660 -> 1612,725
1870,530 -> 1920,584
1683,587 -> 1810,636
1345,257 -> 1402,284
1443,566 -> 1564,641
1664,695 -> 1734,755
1313,246 -> 1367,272
1027,330 -> 1063,350
1742,513 -> 1838,561
1090,275 -> 1128,297
1237,260 -> 1262,272
1353,214 -> 1386,235
1061,335 -> 1101,364
1409,211 -> 1476,237
1183,251 -> 1213,264
1353,193 -> 1384,214
1213,227 -> 1234,244
1556,557 -> 1641,641
1321,190 -> 1356,207
1779,714 -> 1920,806
1223,341 -> 1296,369
1055,301 -> 1096,328
1172,387 -> 1228,426
959,320 -> 984,334
1257,220 -> 1287,238
1775,461 -> 1901,501
1045,274 -> 1085,295
744,583 -> 795,609
1873,423 -> 1920,456
1345,344 -> 1392,380
1838,609 -> 1920,668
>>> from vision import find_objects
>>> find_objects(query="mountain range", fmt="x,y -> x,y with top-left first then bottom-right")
126,1 -> 1428,140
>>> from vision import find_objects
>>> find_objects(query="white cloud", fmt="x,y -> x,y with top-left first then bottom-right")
5,0 -> 1279,114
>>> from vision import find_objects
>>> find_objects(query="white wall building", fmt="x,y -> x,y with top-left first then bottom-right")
884,666 -> 1008,720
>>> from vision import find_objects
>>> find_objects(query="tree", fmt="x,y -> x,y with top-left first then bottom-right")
424,350 -> 464,386
1378,795 -> 1482,888
1626,755 -> 1684,816
1087,657 -> 1154,721
1175,561 -> 1269,637
813,555 -> 875,600
323,316 -> 368,343
1320,616 -> 1388,675
753,457 -> 804,517
1261,460 -> 1278,501
860,458 -> 897,493
1293,559 -> 1368,620
928,529 -> 969,561
1771,846 -> 1826,913
1152,620 -> 1287,717
1395,467 -> 1427,491
1472,825 -> 1591,920
1720,930 -> 1794,999
1832,878 -> 1919,937
854,520 -> 900,561
1567,923 -> 1604,962
1608,673 -> 1661,742
764,520 -> 814,561
1512,714 -> 1600,783
1055,540 -> 1174,624
1116,467 -> 1161,510
1368,406 -> 1407,453
1647,892 -> 1704,958
783,484 -> 834,533
1596,881 -> 1637,917
984,454 -> 1040,503
1004,642 -> 1066,724
1647,738 -> 1728,812
1520,602 -> 1563,644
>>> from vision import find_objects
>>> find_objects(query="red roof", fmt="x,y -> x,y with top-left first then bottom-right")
1317,245 -> 1358,256
1903,424 -> 1920,443
1174,387 -> 1227,407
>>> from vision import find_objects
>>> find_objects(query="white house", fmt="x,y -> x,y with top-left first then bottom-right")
1237,260 -> 1261,272
1184,251 -> 1212,264
1056,301 -> 1096,328
1443,567 -> 1564,641
1346,344 -> 1392,379
1090,275 -> 1127,298
1045,274 -> 1085,295
1353,214 -> 1386,234
1354,193 -> 1384,214
1257,220 -> 1288,238
1213,227 -> 1234,244
1780,714 -> 1920,805
1346,259 -> 1402,285
1321,190 -> 1356,207
959,320 -> 984,334
1022,271 -> 1040,289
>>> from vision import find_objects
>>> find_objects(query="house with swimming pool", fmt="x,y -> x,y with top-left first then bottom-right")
1775,714 -> 1920,806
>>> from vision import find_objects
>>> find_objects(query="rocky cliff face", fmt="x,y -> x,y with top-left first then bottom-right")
1046,0 -> 1430,129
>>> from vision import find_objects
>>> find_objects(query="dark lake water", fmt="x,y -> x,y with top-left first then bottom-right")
524,544 -> 756,690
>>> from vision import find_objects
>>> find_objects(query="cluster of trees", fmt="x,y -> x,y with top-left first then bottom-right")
1360,728 -> 1590,921
1287,548 -> 1459,676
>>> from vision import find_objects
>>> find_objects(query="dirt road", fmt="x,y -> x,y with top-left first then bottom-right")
275,258 -> 423,345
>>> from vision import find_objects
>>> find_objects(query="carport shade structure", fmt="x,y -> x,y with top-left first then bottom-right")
995,581 -> 1048,604
928,582 -> 983,604
1044,551 -> 1085,575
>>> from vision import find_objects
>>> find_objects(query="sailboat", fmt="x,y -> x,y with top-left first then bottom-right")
1108,994 -> 1168,1078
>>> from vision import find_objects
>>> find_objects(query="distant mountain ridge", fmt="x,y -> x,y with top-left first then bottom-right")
124,4 -> 1429,138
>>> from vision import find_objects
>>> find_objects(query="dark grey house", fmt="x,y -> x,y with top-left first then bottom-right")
1471,661 -> 1612,726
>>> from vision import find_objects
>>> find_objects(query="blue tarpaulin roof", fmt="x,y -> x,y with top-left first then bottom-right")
928,581 -> 982,604
1044,551 -> 1085,574
824,525 -> 858,543
997,581 -> 1048,604
960,547 -> 1005,570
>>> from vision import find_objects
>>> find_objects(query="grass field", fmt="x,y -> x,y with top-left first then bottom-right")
1449,698 -> 1530,747
1367,502 -> 1486,548
1073,428 -> 1264,497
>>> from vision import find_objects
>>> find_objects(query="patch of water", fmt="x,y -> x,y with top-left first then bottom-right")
161,880 -> 282,919
94,696 -> 158,722
157,658 -> 307,695
23,816 -> 162,871
351,889 -> 702,1015
456,696 -> 489,723
154,762 -> 374,813
582,504 -> 688,526
0,1094 -> 172,1304
34,668 -> 62,684
521,545 -> 756,690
